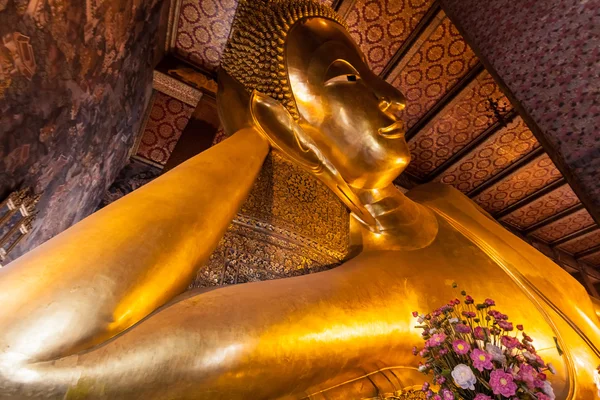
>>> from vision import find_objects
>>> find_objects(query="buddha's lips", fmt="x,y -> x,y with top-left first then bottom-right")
378,120 -> 405,139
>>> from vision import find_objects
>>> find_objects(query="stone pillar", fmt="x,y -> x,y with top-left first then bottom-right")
441,0 -> 600,223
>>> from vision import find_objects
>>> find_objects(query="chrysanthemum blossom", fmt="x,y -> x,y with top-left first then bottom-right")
470,349 -> 493,371
489,370 -> 517,397
451,364 -> 476,390
452,339 -> 470,355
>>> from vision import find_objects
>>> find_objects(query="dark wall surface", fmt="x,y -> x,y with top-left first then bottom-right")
442,0 -> 600,222
0,0 -> 165,262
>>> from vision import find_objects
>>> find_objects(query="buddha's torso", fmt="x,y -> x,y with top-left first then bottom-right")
307,183 -> 600,399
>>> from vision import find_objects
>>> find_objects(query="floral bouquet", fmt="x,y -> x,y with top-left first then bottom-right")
412,285 -> 557,400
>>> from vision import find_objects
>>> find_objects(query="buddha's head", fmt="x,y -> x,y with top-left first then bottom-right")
219,0 -> 409,190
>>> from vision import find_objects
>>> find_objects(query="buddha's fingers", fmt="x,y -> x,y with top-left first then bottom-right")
0,128 -> 269,364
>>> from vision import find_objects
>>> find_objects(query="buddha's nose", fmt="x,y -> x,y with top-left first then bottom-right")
378,96 -> 405,121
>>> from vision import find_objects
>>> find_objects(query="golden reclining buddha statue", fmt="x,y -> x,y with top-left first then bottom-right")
1,0 -> 599,398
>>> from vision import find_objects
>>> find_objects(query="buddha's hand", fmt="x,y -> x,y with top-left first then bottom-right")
250,90 -> 378,229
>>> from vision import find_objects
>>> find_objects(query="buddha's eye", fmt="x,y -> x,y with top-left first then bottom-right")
325,74 -> 361,85
324,59 -> 361,86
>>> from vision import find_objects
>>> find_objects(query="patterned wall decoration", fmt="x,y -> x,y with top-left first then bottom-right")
175,0 -> 239,73
97,160 -> 162,210
556,228 -> 600,256
441,0 -> 600,220
434,116 -> 540,194
406,71 -> 511,178
472,154 -> 562,215
387,13 -> 479,130
345,0 -> 435,74
191,151 -> 350,288
0,0 -> 164,263
529,208 -> 595,243
174,0 -> 334,74
500,184 -> 581,230
135,91 -> 195,166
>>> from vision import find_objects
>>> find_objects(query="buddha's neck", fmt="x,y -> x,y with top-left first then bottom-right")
353,184 -> 439,251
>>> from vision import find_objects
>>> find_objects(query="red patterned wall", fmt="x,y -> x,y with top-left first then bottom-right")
136,92 -> 194,165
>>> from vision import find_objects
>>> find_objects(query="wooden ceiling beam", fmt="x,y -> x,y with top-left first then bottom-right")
493,177 -> 566,220
381,2 -> 441,79
467,147 -> 545,198
426,110 -> 518,182
575,245 -> 600,261
550,225 -> 599,247
405,62 -> 484,142
522,203 -> 586,236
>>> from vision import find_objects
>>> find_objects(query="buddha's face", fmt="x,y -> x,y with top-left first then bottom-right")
286,18 -> 409,190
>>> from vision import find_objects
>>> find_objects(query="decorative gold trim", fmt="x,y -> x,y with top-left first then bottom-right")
152,70 -> 202,107
165,0 -> 183,53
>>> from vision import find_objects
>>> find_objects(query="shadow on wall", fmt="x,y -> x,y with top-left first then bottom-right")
0,0 -> 166,263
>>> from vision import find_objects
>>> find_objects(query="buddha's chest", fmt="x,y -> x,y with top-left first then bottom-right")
360,224 -> 595,398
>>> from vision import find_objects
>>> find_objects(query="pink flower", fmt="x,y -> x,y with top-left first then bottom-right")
484,298 -> 495,306
498,321 -> 514,331
462,311 -> 476,318
516,363 -> 536,389
474,395 -> 492,400
432,396 -> 441,400
452,339 -> 470,355
412,311 -> 419,317
489,370 -> 517,397
537,394 -> 551,400
455,323 -> 472,334
440,388 -> 454,400
517,324 -> 524,331
501,335 -> 520,349
470,349 -> 493,371
473,326 -> 487,340
465,295 -> 474,304
427,333 -> 447,347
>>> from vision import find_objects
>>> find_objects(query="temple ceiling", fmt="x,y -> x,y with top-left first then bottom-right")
129,0 -> 600,281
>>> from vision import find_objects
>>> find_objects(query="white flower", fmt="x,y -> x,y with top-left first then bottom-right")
448,317 -> 459,324
418,364 -> 428,372
542,380 -> 556,399
418,314 -> 425,323
430,328 -> 437,334
485,343 -> 507,364
547,363 -> 556,374
594,369 -> 600,397
451,364 -> 476,390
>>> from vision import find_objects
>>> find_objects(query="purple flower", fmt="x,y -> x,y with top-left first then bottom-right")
501,335 -> 520,349
541,380 -> 555,399
439,348 -> 448,355
462,311 -> 476,318
455,323 -> 471,334
440,388 -> 455,400
451,364 -> 476,390
432,395 -> 441,400
489,370 -> 517,397
435,375 -> 446,385
484,298 -> 495,306
474,395 -> 492,400
412,311 -> 419,317
412,346 -> 418,355
498,320 -> 514,331
537,394 -> 551,400
422,382 -> 430,392
516,363 -> 536,389
427,333 -> 447,347
470,349 -> 493,371
452,339 -> 470,355
465,295 -> 474,304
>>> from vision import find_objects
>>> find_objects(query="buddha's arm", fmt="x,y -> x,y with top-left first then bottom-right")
0,128 -> 269,364
14,252 -> 418,400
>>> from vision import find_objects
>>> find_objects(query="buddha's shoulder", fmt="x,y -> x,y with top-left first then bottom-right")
406,182 -> 496,224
